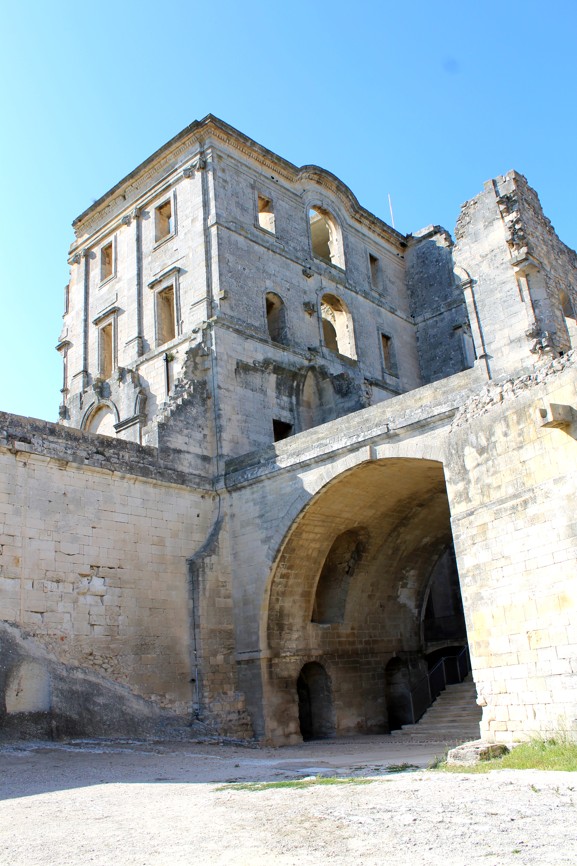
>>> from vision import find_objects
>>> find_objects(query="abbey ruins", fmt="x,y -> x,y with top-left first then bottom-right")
1,115 -> 576,745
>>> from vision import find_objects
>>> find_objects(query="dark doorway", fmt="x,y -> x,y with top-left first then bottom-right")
385,657 -> 413,731
297,662 -> 335,740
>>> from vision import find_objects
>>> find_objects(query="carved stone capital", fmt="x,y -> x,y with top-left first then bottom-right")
182,166 -> 195,179
121,214 -> 132,227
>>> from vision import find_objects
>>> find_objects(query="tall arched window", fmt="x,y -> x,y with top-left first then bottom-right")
309,207 -> 345,268
321,293 -> 356,358
265,292 -> 288,344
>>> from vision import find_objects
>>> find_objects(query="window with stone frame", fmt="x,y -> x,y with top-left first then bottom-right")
98,318 -> 115,379
265,292 -> 288,344
369,253 -> 381,290
100,240 -> 114,282
257,194 -> 276,234
155,198 -> 174,242
156,285 -> 177,346
381,333 -> 398,376
321,293 -> 356,358
309,207 -> 345,268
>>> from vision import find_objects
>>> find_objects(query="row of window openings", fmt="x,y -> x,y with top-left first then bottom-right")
99,196 -> 380,291
98,200 -> 175,283
266,290 -> 397,374
97,286 -> 176,378
259,196 -> 384,287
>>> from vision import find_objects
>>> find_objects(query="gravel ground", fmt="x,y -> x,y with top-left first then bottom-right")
0,737 -> 575,865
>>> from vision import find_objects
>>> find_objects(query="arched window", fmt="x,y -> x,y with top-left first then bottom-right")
312,529 -> 364,624
265,292 -> 288,344
86,405 -> 116,437
321,293 -> 356,358
309,207 -> 345,268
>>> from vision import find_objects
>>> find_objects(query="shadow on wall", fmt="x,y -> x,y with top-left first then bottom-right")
0,622 -> 192,741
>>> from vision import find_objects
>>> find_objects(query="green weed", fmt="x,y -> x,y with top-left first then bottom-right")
437,736 -> 577,774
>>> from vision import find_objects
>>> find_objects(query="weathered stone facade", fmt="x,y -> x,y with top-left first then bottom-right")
1,116 -> 576,744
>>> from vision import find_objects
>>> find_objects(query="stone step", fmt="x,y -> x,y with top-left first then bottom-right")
390,677 -> 481,743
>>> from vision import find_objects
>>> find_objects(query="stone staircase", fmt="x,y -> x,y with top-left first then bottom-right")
391,677 -> 482,744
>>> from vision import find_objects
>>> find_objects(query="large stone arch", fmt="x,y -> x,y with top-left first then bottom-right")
258,456 -> 472,743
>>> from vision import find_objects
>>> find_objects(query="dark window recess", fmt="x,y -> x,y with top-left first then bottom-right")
273,419 -> 293,442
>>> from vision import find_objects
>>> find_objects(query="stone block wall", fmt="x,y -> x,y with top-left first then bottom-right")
446,354 -> 577,743
0,413 -> 215,731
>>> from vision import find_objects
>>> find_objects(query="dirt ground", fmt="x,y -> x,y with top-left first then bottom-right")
1,735 -> 575,865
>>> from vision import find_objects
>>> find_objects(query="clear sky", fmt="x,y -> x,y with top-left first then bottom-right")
1,0 -> 576,421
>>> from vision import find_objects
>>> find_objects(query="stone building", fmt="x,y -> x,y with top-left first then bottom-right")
1,116 -> 576,744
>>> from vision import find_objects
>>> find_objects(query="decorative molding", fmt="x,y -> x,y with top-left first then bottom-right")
148,265 -> 181,289
93,304 -> 121,326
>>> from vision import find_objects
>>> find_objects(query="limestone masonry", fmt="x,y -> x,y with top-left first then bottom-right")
1,115 -> 576,744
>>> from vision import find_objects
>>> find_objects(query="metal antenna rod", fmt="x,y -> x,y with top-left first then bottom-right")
388,193 -> 395,229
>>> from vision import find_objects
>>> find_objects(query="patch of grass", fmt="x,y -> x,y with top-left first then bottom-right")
385,763 -> 419,773
217,776 -> 375,792
428,751 -> 449,769
438,737 -> 577,774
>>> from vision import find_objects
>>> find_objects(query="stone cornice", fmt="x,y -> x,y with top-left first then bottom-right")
71,115 -> 407,251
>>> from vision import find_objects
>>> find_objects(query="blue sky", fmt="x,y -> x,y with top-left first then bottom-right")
1,0 -> 576,421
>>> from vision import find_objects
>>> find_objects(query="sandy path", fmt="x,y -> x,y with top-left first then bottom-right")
0,738 -> 575,865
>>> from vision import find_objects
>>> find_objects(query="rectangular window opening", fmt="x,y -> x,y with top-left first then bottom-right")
369,253 -> 380,290
258,195 -> 275,234
381,333 -> 398,377
273,419 -> 293,442
99,322 -> 114,379
155,200 -> 173,242
101,242 -> 113,281
157,286 -> 176,345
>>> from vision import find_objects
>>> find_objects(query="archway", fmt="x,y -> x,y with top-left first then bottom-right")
85,405 -> 116,436
261,457 -> 474,743
385,658 -> 412,731
297,662 -> 335,740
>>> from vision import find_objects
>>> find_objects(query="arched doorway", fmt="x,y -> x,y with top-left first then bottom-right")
385,657 -> 413,731
261,457 -> 475,743
297,662 -> 335,740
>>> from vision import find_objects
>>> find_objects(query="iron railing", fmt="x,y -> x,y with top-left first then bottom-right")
408,647 -> 470,724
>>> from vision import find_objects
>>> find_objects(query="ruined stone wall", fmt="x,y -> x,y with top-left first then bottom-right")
445,354 -> 577,743
504,172 -> 577,352
406,226 -> 472,383
0,413 -> 215,731
453,172 -> 577,380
